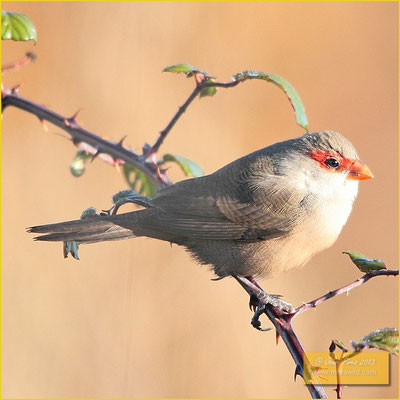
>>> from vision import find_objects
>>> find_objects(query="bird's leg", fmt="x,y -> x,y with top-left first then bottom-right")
234,275 -> 294,313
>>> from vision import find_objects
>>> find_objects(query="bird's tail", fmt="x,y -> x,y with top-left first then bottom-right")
28,211 -> 142,244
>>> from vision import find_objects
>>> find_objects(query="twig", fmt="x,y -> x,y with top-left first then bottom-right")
1,51 -> 36,72
238,268 -> 398,398
147,79 -> 239,156
236,276 -> 328,399
294,269 -> 399,318
329,343 -> 360,399
334,359 -> 343,399
2,79 -> 240,188
147,86 -> 200,156
1,88 -> 166,187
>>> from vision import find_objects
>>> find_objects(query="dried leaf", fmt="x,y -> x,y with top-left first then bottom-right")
331,339 -> 348,352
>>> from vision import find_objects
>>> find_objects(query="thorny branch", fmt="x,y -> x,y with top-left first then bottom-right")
294,269 -> 399,318
1,77 -> 239,189
2,63 -> 398,399
1,88 -> 167,187
246,269 -> 398,399
238,275 -> 328,399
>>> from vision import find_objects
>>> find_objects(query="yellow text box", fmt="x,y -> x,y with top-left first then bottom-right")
304,352 -> 389,385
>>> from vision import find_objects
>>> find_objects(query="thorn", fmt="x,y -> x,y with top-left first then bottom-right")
157,167 -> 172,184
156,167 -> 173,186
116,136 -> 127,148
69,108 -> 82,123
40,119 -> 48,132
276,330 -> 280,345
65,109 -> 82,128
142,142 -> 151,154
10,83 -> 22,95
294,365 -> 303,381
91,147 -> 103,162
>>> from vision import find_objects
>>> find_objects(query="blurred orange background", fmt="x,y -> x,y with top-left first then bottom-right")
1,2 -> 398,399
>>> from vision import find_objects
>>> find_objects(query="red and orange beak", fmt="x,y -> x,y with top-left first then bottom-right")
346,159 -> 374,180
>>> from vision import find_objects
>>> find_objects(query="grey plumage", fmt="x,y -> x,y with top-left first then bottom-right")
29,131 -> 366,279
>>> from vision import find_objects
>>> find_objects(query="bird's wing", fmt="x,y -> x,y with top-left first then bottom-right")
146,173 -> 306,241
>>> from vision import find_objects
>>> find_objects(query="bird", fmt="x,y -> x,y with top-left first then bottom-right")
28,130 -> 373,311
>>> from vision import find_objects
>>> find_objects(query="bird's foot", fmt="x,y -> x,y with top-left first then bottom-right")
235,275 -> 294,313
264,295 -> 294,313
249,293 -> 290,311
250,293 -> 293,313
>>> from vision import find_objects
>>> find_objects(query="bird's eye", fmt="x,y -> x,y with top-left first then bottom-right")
325,157 -> 340,169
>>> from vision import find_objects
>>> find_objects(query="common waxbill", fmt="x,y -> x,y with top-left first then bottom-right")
29,131 -> 373,308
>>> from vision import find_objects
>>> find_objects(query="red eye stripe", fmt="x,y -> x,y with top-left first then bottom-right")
309,149 -> 353,172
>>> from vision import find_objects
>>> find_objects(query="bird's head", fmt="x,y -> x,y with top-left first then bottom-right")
273,131 -> 373,200
306,131 -> 373,181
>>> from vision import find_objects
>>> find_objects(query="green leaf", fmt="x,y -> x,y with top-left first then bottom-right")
163,63 -> 205,77
122,164 -> 158,198
162,154 -> 204,177
351,328 -> 399,356
199,78 -> 217,98
1,10 -> 37,43
232,70 -> 309,131
343,251 -> 387,273
70,150 -> 92,177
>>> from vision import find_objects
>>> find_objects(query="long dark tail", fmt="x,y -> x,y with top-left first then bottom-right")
28,211 -> 142,243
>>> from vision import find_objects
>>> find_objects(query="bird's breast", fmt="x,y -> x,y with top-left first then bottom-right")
279,179 -> 358,273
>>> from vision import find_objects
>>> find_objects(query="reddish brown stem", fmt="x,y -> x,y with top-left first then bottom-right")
293,269 -> 399,318
235,276 -> 328,399
334,359 -> 343,399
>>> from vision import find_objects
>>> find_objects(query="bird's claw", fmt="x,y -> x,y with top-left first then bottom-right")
251,305 -> 272,331
249,294 -> 259,311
